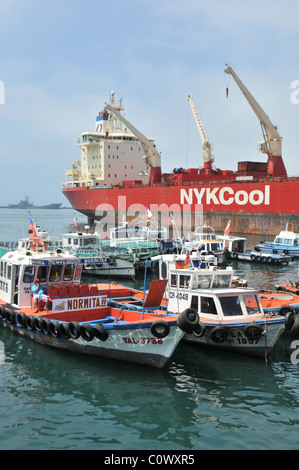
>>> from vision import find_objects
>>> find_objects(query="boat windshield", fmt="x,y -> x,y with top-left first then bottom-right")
243,294 -> 262,315
219,296 -> 243,316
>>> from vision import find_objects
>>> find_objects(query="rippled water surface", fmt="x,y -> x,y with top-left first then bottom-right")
1,209 -> 299,450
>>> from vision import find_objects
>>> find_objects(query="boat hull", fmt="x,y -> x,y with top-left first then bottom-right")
183,319 -> 285,358
0,315 -> 184,369
62,179 -> 299,236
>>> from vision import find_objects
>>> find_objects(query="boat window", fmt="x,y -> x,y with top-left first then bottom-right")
274,237 -> 283,244
170,274 -> 177,287
82,238 -> 97,246
219,296 -> 243,316
36,266 -> 48,283
74,265 -> 82,280
23,266 -> 35,283
200,296 -> 217,315
191,295 -> 198,311
192,274 -> 211,289
283,238 -> 292,246
160,262 -> 167,279
212,274 -> 231,288
0,261 -> 3,277
63,264 -> 75,281
7,265 -> 11,280
179,275 -> 191,288
210,242 -> 221,251
49,265 -> 63,282
244,294 -> 262,315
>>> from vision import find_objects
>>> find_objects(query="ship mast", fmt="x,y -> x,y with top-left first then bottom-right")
224,64 -> 286,177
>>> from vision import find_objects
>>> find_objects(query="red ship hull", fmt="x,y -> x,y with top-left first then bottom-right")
62,177 -> 299,235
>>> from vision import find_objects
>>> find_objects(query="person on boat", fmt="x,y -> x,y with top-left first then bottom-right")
32,278 -> 49,313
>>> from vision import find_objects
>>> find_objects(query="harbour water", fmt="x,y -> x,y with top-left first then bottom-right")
1,208 -> 299,451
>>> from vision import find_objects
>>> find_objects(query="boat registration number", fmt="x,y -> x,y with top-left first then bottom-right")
169,291 -> 188,300
122,337 -> 163,345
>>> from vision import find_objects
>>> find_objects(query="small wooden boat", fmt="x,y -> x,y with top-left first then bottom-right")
0,224 -> 197,369
154,255 -> 289,358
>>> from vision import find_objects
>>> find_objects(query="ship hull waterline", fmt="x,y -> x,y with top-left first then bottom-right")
63,180 -> 299,236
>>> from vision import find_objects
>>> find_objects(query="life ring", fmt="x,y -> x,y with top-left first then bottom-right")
79,323 -> 94,342
192,321 -> 206,338
6,310 -> 16,324
17,312 -> 26,327
210,325 -> 228,343
41,318 -> 51,334
177,308 -> 199,333
60,322 -> 71,339
244,322 -> 264,340
151,320 -> 170,339
93,323 -> 109,341
49,321 -> 61,338
25,315 -> 35,330
68,321 -> 80,339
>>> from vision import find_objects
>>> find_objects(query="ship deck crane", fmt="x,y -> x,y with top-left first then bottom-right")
104,103 -> 162,184
187,94 -> 214,173
224,64 -> 286,177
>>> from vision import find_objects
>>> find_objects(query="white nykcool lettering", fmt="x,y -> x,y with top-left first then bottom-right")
180,185 -> 270,206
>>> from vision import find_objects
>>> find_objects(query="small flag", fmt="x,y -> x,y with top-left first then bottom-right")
168,213 -> 174,226
176,251 -> 190,269
73,217 -> 77,230
146,207 -> 152,220
224,220 -> 231,236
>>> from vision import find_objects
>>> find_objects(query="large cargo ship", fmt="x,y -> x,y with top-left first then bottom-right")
62,67 -> 299,236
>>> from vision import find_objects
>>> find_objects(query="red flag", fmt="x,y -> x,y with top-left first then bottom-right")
176,251 -> 190,269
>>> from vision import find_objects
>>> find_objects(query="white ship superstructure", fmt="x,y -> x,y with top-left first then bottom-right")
64,92 -> 154,188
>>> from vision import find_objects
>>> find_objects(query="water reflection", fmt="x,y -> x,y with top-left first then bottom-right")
1,327 -> 299,450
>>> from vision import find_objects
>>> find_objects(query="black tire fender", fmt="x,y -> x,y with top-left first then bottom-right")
25,315 -> 35,330
177,308 -> 199,333
79,323 -> 94,342
151,320 -> 170,339
49,321 -> 61,338
93,323 -> 109,341
60,322 -> 71,339
192,321 -> 206,338
41,317 -> 51,334
210,325 -> 228,343
68,321 -> 80,339
244,322 -> 264,340
33,316 -> 43,332
17,312 -> 26,327
5,310 -> 16,324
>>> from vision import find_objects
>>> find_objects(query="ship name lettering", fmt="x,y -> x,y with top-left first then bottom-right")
180,185 -> 270,206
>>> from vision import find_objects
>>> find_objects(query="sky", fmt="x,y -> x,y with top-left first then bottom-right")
0,0 -> 298,206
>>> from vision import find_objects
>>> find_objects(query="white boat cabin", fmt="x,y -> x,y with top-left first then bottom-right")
62,231 -> 100,256
109,222 -> 166,246
273,230 -> 299,247
166,265 -> 263,320
0,238 -> 102,309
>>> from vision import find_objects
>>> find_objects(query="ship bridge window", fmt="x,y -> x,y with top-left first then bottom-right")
283,239 -> 293,245
219,296 -> 243,316
192,274 -> 211,289
170,273 -> 177,287
82,238 -> 97,246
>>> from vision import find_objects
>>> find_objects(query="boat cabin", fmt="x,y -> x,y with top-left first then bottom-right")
0,239 -> 104,309
166,265 -> 263,320
273,230 -> 299,247
61,231 -> 100,256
